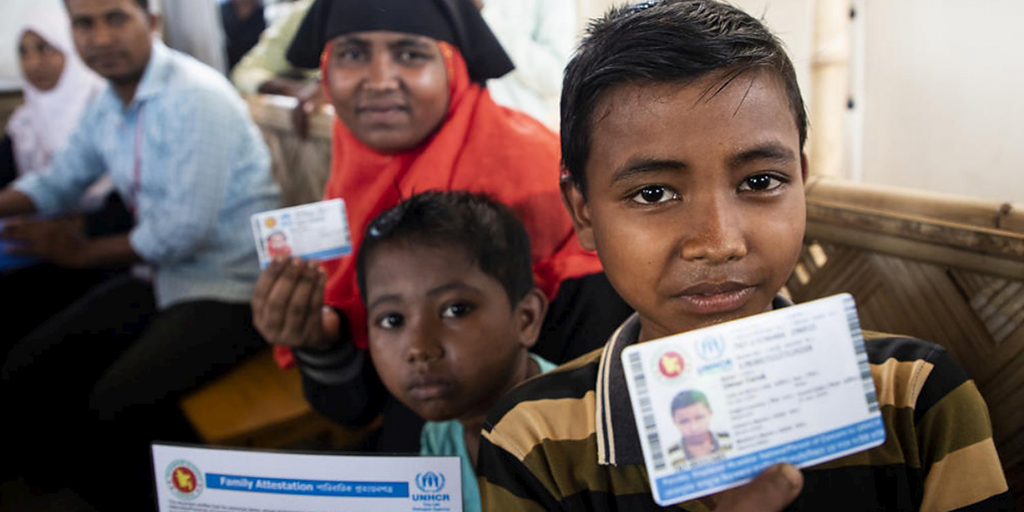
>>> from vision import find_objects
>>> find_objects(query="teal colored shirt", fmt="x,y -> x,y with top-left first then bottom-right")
419,353 -> 557,512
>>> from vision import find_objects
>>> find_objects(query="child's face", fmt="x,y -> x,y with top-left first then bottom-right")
18,31 -> 66,92
327,30 -> 450,153
562,70 -> 807,343
365,243 -> 543,423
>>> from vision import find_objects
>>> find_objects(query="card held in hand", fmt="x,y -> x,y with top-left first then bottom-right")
251,199 -> 352,268
621,293 -> 885,506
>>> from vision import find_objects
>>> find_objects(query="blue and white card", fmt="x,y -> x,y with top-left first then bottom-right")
621,293 -> 885,506
152,443 -> 462,512
251,199 -> 352,268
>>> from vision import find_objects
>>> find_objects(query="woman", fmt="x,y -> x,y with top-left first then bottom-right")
3,8 -> 104,186
1,8 -> 132,342
252,0 -> 632,452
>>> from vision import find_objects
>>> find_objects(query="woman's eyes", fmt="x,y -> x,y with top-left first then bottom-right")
377,313 -> 404,329
738,173 -> 787,192
630,185 -> 679,205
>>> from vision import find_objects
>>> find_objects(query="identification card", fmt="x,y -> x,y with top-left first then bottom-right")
251,199 -> 352,268
621,293 -> 885,506
152,443 -> 462,512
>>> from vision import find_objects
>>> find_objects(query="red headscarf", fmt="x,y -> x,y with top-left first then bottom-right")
274,43 -> 602,365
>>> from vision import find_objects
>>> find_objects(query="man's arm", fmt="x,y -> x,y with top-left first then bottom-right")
0,188 -> 38,218
127,87 -> 251,265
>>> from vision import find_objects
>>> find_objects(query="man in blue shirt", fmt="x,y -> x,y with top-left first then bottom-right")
0,0 -> 280,507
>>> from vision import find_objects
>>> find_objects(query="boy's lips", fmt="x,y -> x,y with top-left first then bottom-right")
407,375 -> 453,401
671,281 -> 757,316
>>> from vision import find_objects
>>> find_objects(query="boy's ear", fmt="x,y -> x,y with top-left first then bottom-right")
514,288 -> 548,350
559,175 -> 597,251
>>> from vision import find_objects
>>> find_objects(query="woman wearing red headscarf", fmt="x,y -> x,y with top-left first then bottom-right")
251,0 -> 631,452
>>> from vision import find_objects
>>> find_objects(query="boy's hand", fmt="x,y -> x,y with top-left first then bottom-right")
252,256 -> 339,350
709,464 -> 803,512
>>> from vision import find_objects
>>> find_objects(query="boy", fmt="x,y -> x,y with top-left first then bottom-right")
356,191 -> 557,512
667,389 -> 732,467
476,1 -> 1012,511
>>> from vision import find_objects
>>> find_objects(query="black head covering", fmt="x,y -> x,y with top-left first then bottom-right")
286,0 -> 514,83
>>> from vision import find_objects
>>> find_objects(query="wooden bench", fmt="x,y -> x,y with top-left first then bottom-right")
789,176 -> 1024,509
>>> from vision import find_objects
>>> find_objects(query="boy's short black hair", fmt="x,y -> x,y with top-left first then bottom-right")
356,191 -> 535,308
561,0 -> 808,196
671,389 -> 711,414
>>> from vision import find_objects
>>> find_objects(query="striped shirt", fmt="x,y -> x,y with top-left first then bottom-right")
478,308 -> 1012,511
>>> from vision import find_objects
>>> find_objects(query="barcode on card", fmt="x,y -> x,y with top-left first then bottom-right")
628,351 -> 666,471
844,296 -> 879,413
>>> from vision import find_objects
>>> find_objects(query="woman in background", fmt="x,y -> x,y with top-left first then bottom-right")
1,7 -> 132,344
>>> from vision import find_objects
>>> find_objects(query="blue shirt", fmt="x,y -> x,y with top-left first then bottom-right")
14,42 -> 280,308
420,354 -> 557,512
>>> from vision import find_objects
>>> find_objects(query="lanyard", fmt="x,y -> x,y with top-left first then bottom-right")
129,105 -> 146,214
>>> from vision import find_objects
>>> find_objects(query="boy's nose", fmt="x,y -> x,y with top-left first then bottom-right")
405,325 -> 444,364
679,196 -> 748,263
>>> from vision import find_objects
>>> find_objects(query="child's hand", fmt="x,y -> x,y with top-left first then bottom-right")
252,256 -> 337,350
707,464 -> 803,512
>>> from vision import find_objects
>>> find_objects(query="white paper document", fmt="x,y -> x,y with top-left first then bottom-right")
251,199 -> 352,268
152,443 -> 462,512
621,293 -> 885,506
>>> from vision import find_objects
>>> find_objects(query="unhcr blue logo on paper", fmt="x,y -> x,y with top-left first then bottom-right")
416,472 -> 445,493
412,471 -> 452,510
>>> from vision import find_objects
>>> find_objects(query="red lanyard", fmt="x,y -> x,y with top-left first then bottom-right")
129,105 -> 146,214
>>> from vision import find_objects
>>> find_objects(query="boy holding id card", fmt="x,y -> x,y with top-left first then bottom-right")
476,1 -> 1011,511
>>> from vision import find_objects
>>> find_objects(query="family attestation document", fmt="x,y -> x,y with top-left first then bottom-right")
152,443 -> 461,512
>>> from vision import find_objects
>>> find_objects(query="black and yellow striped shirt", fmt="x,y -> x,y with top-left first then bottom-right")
478,313 -> 1012,511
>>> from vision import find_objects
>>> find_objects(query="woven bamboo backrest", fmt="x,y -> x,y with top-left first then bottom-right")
789,177 -> 1024,508
248,96 -> 1024,507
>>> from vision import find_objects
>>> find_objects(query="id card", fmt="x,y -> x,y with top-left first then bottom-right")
251,199 -> 352,268
152,443 -> 462,512
621,293 -> 885,506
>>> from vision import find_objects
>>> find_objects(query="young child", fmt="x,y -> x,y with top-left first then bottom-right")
476,1 -> 1012,511
356,190 -> 556,512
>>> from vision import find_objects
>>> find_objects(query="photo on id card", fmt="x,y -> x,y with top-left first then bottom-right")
621,293 -> 886,506
251,199 -> 353,268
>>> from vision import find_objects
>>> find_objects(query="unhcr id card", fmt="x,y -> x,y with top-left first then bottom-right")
251,199 -> 352,268
621,293 -> 885,506
153,443 -> 462,512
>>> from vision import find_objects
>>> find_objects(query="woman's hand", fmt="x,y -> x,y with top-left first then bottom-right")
252,256 -> 340,350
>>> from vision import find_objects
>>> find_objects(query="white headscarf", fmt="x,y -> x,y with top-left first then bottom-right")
6,7 -> 111,210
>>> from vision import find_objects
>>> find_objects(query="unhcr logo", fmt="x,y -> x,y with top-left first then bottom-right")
416,471 -> 445,493
413,471 -> 451,504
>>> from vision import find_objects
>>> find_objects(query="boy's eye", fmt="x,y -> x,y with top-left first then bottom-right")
377,313 -> 404,329
441,303 -> 474,319
738,174 -> 786,192
631,185 -> 679,205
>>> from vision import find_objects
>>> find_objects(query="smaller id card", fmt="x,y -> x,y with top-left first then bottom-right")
622,293 -> 885,506
251,199 -> 352,268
